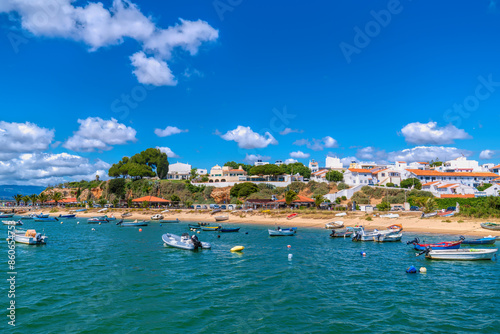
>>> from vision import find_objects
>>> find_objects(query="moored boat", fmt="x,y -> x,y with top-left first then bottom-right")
421,212 -> 437,218
352,226 -> 401,242
380,213 -> 399,219
104,215 -> 116,221
325,221 -> 344,229
59,214 -> 76,218
219,227 -> 240,233
407,237 -> 464,251
287,213 -> 298,220
373,232 -> 402,242
151,214 -> 164,221
161,219 -> 180,223
35,213 -> 49,218
117,219 -> 148,227
2,220 -> 23,226
418,248 -> 497,261
480,222 -> 500,231
7,229 -> 47,245
202,226 -> 221,231
34,217 -> 58,222
162,233 -> 211,250
0,212 -> 15,218
87,218 -> 108,224
461,236 -> 497,245
268,228 -> 295,236
329,227 -> 354,238
214,215 -> 228,222
20,213 -> 36,219
335,212 -> 347,217
121,212 -> 132,218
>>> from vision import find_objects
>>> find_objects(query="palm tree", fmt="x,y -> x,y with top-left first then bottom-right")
29,194 -> 38,207
38,193 -> 48,205
51,192 -> 63,206
13,194 -> 23,206
313,195 -> 324,208
285,190 -> 298,207
415,197 -> 437,213
22,195 -> 30,206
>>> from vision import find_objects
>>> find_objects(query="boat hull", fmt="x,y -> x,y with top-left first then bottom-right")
325,221 -> 344,229
480,223 -> 500,231
268,229 -> 295,236
220,228 -> 240,232
462,238 -> 496,245
373,232 -> 402,242
425,249 -> 497,260
413,241 -> 461,251
162,233 -> 211,250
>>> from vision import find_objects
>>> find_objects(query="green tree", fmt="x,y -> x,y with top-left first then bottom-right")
376,201 -> 391,211
98,198 -> 107,207
281,162 -> 311,178
313,194 -> 324,208
171,194 -> 181,202
13,194 -> 23,206
109,148 -> 169,179
415,197 -> 437,213
201,176 -> 209,182
75,187 -> 82,201
51,192 -> 63,205
112,198 -> 119,208
285,190 -> 298,206
29,194 -> 38,206
429,159 -> 443,167
230,182 -> 259,198
127,198 -> 133,208
325,170 -> 343,182
38,193 -> 48,205
108,178 -> 127,199
142,201 -> 149,208
400,178 -> 422,190
224,161 -> 252,172
249,164 -> 283,176
22,195 -> 30,206
190,168 -> 197,180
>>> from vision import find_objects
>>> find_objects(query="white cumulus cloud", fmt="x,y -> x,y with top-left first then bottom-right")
479,149 -> 495,160
63,117 -> 137,152
154,126 -> 188,137
219,126 -> 278,149
0,0 -> 219,86
401,122 -> 471,145
284,158 -> 298,164
0,121 -> 54,153
293,136 -> 338,151
354,146 -> 472,164
156,146 -> 179,158
290,151 -> 310,159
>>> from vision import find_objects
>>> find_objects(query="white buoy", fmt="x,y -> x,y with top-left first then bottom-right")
288,254 -> 293,260
91,228 -> 95,231
60,222 -> 63,224
77,221 -> 80,224
420,267 -> 427,273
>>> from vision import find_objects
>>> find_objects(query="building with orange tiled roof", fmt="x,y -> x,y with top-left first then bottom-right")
407,169 -> 498,188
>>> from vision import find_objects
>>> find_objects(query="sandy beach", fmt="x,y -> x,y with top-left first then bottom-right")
44,208 -> 500,237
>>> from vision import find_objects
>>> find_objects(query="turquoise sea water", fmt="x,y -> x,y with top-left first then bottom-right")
1,218 -> 499,333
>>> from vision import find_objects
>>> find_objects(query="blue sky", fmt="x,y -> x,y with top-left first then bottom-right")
1,0 -> 500,185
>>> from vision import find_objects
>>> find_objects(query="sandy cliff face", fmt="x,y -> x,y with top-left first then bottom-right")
210,187 -> 231,204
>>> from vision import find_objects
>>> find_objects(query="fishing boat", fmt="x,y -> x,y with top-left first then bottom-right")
116,219 -> 148,227
73,208 -> 87,212
269,228 -> 295,236
219,227 -> 240,233
418,248 -> 498,261
280,227 -> 297,233
329,227 -> 354,238
121,212 -> 132,218
480,222 -> 500,231
380,213 -> 399,219
421,212 -> 437,218
20,213 -> 36,219
202,226 -> 221,231
335,212 -> 347,217
214,215 -> 229,222
325,221 -> 344,229
188,224 -> 202,230
7,229 -> 47,245
0,212 -> 15,218
437,210 -> 454,217
461,236 -> 497,245
35,213 -> 49,218
373,232 -> 403,242
2,220 -> 23,226
162,233 -> 211,250
59,214 -> 76,218
211,208 -> 221,215
407,237 -> 464,251
151,214 -> 164,221
104,215 -> 116,221
352,226 -> 401,242
287,213 -> 298,220
34,217 -> 58,222
87,217 -> 108,224
97,208 -> 108,213
161,209 -> 170,213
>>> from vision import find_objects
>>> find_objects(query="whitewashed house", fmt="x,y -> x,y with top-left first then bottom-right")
167,162 -> 192,180
343,168 -> 376,186
325,156 -> 343,170
407,169 -> 499,188
309,159 -> 319,173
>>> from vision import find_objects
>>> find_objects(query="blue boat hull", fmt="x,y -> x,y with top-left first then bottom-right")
462,238 -> 496,245
413,243 -> 460,251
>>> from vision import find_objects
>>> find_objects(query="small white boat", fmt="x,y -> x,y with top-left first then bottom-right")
421,248 -> 497,260
151,214 -> 164,221
268,228 -> 295,236
352,226 -> 401,242
121,212 -> 132,218
335,212 -> 347,217
117,219 -> 148,227
2,220 -> 23,226
421,212 -> 438,218
162,233 -> 211,250
97,208 -> 108,213
161,209 -> 170,213
214,215 -> 229,222
7,229 -> 47,245
380,213 -> 399,219
373,232 -> 402,242
325,221 -> 344,229
20,213 -> 36,219
105,214 -> 116,221
0,212 -> 15,218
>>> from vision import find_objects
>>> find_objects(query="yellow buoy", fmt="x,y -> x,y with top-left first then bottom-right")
230,246 -> 244,252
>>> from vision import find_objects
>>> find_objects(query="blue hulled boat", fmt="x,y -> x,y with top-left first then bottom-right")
462,237 -> 497,245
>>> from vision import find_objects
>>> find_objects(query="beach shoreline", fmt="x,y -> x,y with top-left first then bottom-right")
34,208 -> 500,237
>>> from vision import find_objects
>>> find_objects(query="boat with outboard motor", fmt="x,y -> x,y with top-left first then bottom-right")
268,227 -> 295,236
329,227 -> 354,238
116,219 -> 148,227
59,214 -> 76,218
461,236 -> 497,245
352,225 -> 402,242
162,233 -> 211,250
0,212 -> 15,218
7,229 -> 47,245
417,247 -> 497,260
151,214 -> 164,221
87,217 -> 108,224
2,220 -> 23,226
34,217 -> 58,222
407,236 -> 464,251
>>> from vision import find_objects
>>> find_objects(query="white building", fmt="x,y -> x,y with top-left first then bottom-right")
275,160 -> 283,166
254,160 -> 269,166
407,169 -> 499,188
343,168 -> 376,186
167,162 -> 192,180
442,156 -> 480,172
196,168 -> 208,176
325,156 -> 343,169
309,159 -> 319,173
422,181 -> 476,197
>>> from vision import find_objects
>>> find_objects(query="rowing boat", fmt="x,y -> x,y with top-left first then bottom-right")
480,222 -> 500,231
419,248 -> 497,260
461,236 -> 497,245
325,221 -> 344,229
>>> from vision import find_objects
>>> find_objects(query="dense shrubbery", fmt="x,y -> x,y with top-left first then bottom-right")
435,197 -> 500,218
